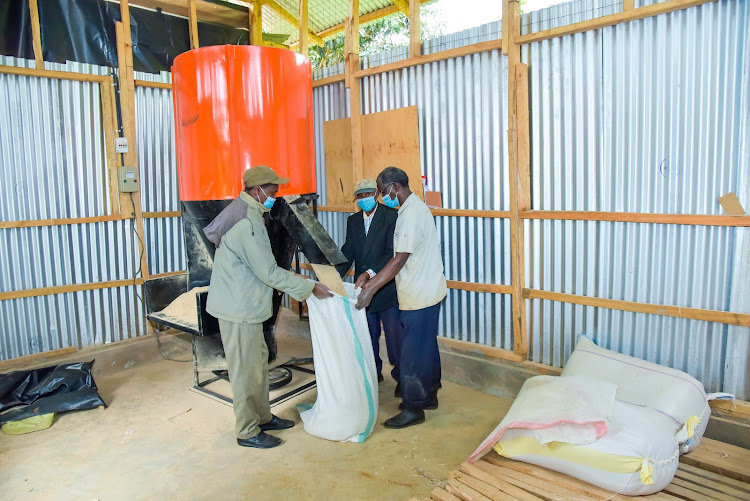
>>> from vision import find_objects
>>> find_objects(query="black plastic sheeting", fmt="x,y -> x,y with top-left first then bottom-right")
0,361 -> 107,424
0,0 -> 249,74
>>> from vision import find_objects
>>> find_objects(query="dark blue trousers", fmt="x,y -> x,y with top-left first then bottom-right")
399,302 -> 442,410
366,305 -> 403,381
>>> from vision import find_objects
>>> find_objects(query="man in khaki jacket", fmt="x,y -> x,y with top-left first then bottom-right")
205,165 -> 332,449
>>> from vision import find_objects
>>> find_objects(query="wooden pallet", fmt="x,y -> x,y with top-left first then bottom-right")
425,438 -> 750,501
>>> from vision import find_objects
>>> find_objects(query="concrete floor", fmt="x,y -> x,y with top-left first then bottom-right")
0,310 -> 513,500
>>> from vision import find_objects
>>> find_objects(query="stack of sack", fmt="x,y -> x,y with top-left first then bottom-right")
468,336 -> 726,496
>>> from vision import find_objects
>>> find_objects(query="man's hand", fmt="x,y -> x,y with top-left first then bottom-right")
354,272 -> 370,289
355,282 -> 375,310
311,282 -> 333,299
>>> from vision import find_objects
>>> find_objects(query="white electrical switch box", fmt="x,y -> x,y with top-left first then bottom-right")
118,166 -> 139,192
116,137 -> 128,153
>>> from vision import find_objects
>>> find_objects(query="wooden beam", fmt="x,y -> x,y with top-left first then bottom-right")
116,6 -> 150,281
0,65 -> 110,83
28,0 -> 44,69
264,0 -> 324,46
356,38 -> 504,79
0,279 -> 145,301
312,38 -> 504,88
188,0 -> 200,49
520,210 -> 750,227
134,79 -> 172,90
438,337 -> 524,362
409,0 -> 421,57
446,280 -> 513,295
128,0 -> 249,30
150,270 -> 187,279
312,73 -> 346,88
391,0 -> 409,16
0,347 -> 79,372
0,215 -> 123,229
506,0 -> 527,359
501,0 -> 510,54
517,0 -> 717,45
249,1 -> 263,46
515,63 -> 531,212
523,288 -> 750,327
345,0 -> 364,185
316,205 -> 511,219
431,208 -> 511,218
316,0 -> 432,40
299,0 -> 309,56
100,81 -> 121,216
142,211 -> 182,218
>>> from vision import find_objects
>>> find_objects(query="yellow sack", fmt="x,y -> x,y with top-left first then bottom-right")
1,413 -> 55,435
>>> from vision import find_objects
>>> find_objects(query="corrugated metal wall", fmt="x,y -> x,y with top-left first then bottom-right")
134,70 -> 185,277
1,0 -> 747,399
521,0 -> 750,397
310,0 -> 749,396
0,57 -> 147,359
313,26 -> 515,349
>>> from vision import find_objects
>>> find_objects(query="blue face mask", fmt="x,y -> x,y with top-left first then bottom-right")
381,184 -> 400,208
357,196 -> 376,212
260,186 -> 276,209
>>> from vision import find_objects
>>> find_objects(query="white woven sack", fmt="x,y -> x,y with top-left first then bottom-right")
297,283 -> 378,443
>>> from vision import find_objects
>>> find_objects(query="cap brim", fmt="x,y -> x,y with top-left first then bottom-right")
353,188 -> 376,195
274,176 -> 290,185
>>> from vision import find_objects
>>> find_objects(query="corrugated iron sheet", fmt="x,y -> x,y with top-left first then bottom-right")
523,0 -> 750,396
134,70 -> 185,276
314,34 -> 514,349
0,58 -> 148,360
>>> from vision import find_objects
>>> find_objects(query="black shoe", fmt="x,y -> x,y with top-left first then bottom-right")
378,373 -> 385,383
260,415 -> 295,432
384,409 -> 425,429
237,432 -> 282,449
399,397 -> 438,411
394,383 -> 401,398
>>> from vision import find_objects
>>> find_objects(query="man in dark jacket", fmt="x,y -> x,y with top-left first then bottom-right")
337,179 -> 403,385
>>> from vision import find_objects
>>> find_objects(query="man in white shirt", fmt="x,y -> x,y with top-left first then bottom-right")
356,167 -> 447,428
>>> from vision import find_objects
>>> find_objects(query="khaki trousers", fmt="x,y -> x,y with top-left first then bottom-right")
219,319 -> 272,439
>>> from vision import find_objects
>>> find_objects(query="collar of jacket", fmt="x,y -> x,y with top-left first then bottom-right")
240,190 -> 271,214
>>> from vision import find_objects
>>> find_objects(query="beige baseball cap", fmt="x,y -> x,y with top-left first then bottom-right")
353,178 -> 377,196
243,165 -> 289,187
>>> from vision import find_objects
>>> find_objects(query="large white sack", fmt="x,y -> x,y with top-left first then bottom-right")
561,336 -> 711,453
491,400 -> 680,496
469,376 -> 617,463
297,283 -> 378,443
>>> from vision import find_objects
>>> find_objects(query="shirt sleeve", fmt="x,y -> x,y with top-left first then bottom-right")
233,221 -> 315,301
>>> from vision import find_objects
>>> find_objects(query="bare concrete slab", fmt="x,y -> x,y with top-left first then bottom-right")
0,310 -> 512,500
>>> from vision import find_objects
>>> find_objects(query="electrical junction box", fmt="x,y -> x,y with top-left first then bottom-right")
116,137 -> 128,153
118,166 -> 139,192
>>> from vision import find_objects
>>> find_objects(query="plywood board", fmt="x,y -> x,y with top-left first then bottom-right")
718,192 -> 746,216
323,106 -> 423,207
310,264 -> 347,297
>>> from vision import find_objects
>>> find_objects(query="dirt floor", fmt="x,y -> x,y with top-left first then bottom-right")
0,310 -> 513,500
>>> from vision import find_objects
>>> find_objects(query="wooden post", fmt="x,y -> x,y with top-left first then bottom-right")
29,0 -> 44,69
299,0 -> 309,56
249,2 -> 263,46
345,0 -> 364,184
505,0 -> 527,358
623,0 -> 635,10
501,0 -> 511,55
409,0 -> 421,58
116,2 -> 150,281
188,0 -> 200,50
